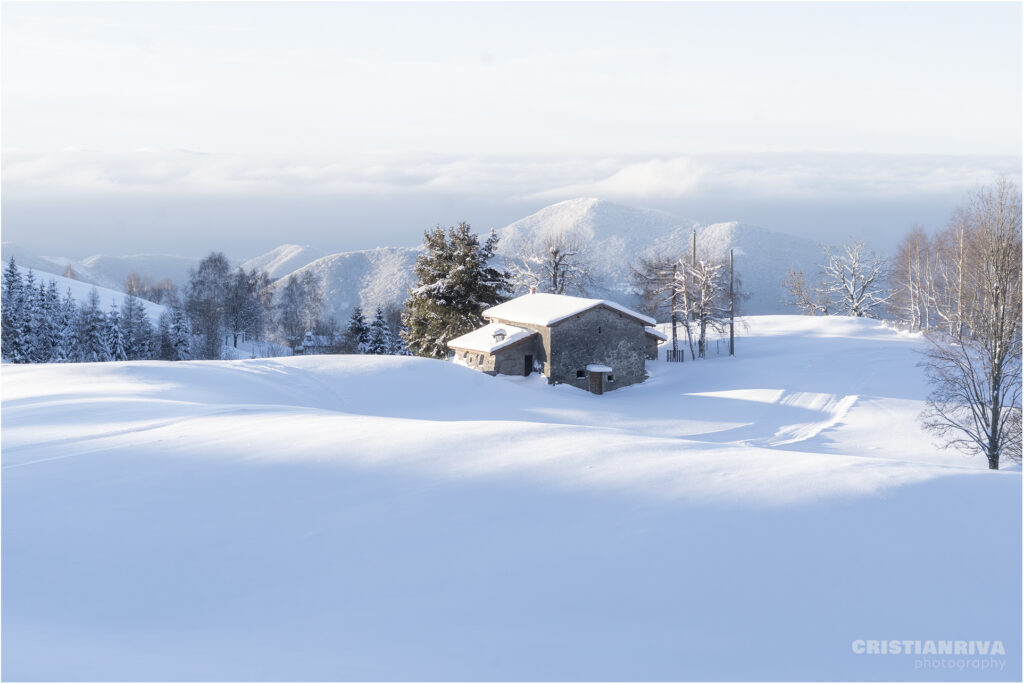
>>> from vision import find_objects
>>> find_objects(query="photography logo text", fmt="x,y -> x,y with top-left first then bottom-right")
852,639 -> 1007,672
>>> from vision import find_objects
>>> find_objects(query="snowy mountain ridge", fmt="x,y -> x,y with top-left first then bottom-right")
258,198 -> 822,319
238,243 -> 328,281
268,245 -> 422,321
5,198 -> 825,319
491,198 -> 822,314
0,242 -> 202,293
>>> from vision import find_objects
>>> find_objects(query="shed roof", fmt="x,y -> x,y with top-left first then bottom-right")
447,322 -> 537,354
483,292 -> 655,327
645,326 -> 668,341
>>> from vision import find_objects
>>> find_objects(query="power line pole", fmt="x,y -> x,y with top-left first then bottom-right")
729,248 -> 735,356
670,261 -> 678,356
690,229 -> 697,322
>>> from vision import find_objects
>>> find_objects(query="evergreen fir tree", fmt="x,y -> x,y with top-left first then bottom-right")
107,301 -> 128,361
43,280 -> 62,361
26,280 -> 58,363
346,306 -> 371,353
157,310 -> 174,361
402,222 -> 510,358
121,292 -> 143,359
54,289 -> 80,363
392,323 -> 413,356
1,257 -> 26,362
20,269 -> 38,362
132,313 -> 155,360
171,307 -> 192,360
367,306 -> 392,354
79,288 -> 110,362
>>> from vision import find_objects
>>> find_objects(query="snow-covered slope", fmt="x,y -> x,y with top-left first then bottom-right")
3,316 -> 1019,680
239,243 -> 327,280
1,242 -> 199,292
1,242 -> 100,283
270,246 -> 420,320
492,198 -> 821,313
77,253 -> 200,291
9,268 -> 167,320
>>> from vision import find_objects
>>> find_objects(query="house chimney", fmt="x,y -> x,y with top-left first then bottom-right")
529,285 -> 537,294
492,328 -> 507,343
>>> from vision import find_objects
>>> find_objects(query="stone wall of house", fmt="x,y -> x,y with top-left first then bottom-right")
453,347 -> 498,373
485,318 -> 551,373
493,338 -> 540,376
645,335 -> 660,360
547,306 -> 647,390
451,337 -> 539,376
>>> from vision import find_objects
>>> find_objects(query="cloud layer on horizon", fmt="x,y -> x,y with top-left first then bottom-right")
4,149 -> 1019,203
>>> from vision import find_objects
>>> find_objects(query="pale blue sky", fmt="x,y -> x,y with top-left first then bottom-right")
2,1 -> 1021,256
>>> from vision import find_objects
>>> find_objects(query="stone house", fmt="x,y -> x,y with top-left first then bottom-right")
447,292 -> 659,394
295,331 -> 335,355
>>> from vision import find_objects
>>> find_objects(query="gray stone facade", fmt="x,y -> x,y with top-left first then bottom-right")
645,333 -> 661,360
452,336 -> 537,376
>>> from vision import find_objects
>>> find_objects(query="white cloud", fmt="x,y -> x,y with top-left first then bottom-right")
532,158 -> 707,200
4,150 -> 1019,204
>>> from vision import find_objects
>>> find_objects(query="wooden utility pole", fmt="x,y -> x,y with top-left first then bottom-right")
670,262 -> 679,355
690,230 -> 697,321
729,248 -> 735,356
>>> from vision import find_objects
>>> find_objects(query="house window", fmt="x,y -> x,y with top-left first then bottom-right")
598,326 -> 602,334
576,370 -> 585,378
608,374 -> 615,382
478,354 -> 484,364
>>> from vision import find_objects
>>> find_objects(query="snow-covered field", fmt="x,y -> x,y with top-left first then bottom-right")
2,316 -> 1019,681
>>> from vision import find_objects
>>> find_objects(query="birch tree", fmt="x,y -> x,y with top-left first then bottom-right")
921,180 -> 1022,469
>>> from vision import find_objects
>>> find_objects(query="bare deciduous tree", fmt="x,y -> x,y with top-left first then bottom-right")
920,179 -> 1022,469
631,252 -> 690,356
507,232 -> 593,296
783,268 -> 830,315
785,242 -> 889,317
821,242 -> 890,317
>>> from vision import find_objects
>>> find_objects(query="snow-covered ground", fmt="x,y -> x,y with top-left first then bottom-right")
2,316 -> 1019,681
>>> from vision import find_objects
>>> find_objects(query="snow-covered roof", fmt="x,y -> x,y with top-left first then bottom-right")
483,292 -> 655,327
586,364 -> 613,373
645,326 -> 668,341
447,322 -> 537,354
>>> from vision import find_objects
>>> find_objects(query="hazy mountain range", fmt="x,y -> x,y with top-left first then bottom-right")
2,198 -> 825,319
